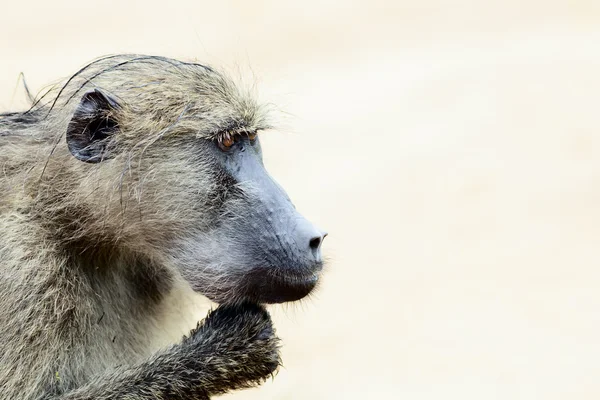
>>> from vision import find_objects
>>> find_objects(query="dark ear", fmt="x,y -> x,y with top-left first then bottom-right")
66,89 -> 121,163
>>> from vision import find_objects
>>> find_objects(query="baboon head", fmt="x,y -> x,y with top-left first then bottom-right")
51,55 -> 326,304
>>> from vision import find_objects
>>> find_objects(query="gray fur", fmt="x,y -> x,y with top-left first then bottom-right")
0,54 -> 325,399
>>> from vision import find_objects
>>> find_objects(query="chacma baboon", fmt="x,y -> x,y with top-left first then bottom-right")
0,55 -> 326,400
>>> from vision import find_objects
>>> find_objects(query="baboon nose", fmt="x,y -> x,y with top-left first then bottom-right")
308,232 -> 327,252
294,216 -> 326,259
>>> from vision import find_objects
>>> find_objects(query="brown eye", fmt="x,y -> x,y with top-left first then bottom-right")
247,131 -> 257,141
218,133 -> 235,151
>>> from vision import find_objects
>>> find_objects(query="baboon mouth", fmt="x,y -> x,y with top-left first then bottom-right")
195,260 -> 324,305
240,266 -> 321,304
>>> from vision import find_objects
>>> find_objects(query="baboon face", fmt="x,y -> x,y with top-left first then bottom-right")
174,130 -> 327,304
65,69 -> 326,304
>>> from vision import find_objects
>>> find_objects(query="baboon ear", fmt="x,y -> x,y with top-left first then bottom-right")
66,89 -> 121,163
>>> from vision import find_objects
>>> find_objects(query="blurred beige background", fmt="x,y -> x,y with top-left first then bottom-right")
2,1 -> 600,399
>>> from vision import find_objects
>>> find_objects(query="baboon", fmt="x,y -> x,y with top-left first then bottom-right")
0,55 -> 326,399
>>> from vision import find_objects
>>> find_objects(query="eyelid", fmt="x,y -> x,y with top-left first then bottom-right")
216,130 -> 258,151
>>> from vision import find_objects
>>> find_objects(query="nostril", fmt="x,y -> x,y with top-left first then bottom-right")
309,236 -> 322,251
309,232 -> 327,251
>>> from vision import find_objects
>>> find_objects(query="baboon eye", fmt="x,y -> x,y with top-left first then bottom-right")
218,133 -> 235,151
217,131 -> 257,151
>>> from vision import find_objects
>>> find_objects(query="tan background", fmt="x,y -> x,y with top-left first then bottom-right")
2,1 -> 600,399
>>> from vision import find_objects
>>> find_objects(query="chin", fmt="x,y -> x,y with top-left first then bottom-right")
203,263 -> 323,304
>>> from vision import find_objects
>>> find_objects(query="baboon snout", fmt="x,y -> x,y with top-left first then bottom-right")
295,217 -> 327,258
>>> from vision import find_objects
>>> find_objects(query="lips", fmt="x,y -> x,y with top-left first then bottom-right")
241,264 -> 322,304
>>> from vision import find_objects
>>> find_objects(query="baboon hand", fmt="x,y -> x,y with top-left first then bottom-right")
47,303 -> 280,400
182,302 -> 281,395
